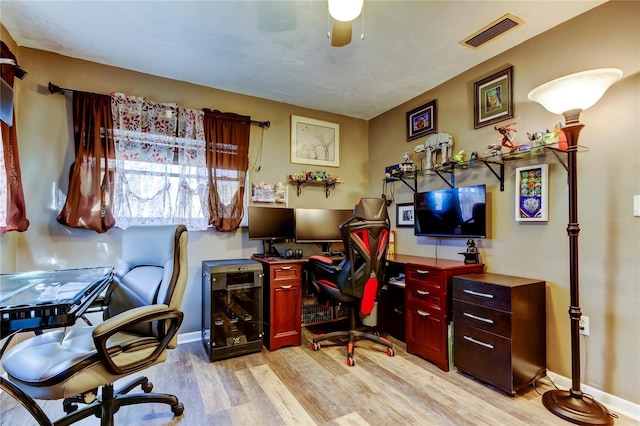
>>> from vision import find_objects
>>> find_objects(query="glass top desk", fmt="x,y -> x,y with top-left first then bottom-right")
0,266 -> 114,338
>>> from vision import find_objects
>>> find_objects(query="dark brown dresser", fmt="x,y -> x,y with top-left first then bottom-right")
452,273 -> 546,395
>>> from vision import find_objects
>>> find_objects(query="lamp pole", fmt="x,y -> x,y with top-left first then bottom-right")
541,119 -> 613,426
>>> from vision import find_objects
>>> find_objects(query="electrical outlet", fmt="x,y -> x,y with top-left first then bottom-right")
579,316 -> 590,336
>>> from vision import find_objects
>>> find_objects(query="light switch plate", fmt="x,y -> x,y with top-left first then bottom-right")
634,195 -> 640,217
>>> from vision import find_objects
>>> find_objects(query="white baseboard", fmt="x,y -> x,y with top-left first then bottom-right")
174,332 -> 640,421
547,371 -> 640,422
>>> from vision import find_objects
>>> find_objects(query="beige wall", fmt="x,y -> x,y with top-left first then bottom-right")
2,40 -> 370,334
369,1 -> 639,404
2,1 -> 638,406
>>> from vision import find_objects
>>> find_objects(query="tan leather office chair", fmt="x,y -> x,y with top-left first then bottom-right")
1,224 -> 188,426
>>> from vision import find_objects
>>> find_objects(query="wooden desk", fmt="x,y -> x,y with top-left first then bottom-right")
386,254 -> 485,371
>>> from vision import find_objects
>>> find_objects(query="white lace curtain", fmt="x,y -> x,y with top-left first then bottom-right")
111,93 -> 209,230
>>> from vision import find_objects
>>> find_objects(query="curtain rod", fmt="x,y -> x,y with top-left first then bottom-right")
47,82 -> 271,129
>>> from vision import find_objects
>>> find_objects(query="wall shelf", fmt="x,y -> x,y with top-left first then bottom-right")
290,179 -> 340,198
383,143 -> 587,193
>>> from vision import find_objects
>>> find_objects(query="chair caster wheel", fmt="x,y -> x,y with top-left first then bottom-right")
312,342 -> 321,351
142,381 -> 153,393
172,402 -> 184,416
347,356 -> 356,366
387,347 -> 395,357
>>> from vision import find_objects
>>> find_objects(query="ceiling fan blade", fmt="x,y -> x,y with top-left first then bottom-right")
331,19 -> 352,47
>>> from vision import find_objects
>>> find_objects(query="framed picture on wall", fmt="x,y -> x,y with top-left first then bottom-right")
291,115 -> 339,167
406,100 -> 437,141
515,164 -> 548,221
396,203 -> 415,227
473,66 -> 514,129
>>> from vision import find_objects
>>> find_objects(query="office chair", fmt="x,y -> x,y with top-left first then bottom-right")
1,224 -> 188,426
307,198 -> 395,366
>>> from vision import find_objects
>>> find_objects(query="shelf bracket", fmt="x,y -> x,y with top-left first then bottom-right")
384,173 -> 417,193
480,160 -> 505,191
549,147 -> 569,172
434,168 -> 454,189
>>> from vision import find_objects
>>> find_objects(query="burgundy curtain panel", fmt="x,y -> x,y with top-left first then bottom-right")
0,41 -> 29,234
57,91 -> 116,233
203,109 -> 250,232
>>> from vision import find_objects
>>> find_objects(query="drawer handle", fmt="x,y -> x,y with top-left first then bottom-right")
416,290 -> 430,296
463,289 -> 494,299
417,310 -> 430,317
279,266 -> 293,270
463,335 -> 494,349
463,312 -> 493,324
280,285 -> 293,290
416,269 -> 429,276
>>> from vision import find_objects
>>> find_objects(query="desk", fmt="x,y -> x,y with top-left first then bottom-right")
385,255 -> 485,371
0,266 -> 114,338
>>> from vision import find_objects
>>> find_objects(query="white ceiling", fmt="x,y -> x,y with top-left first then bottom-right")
1,1 -> 606,120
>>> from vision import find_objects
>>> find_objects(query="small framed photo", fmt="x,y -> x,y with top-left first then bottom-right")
291,115 -> 339,167
396,203 -> 415,227
406,100 -> 437,141
515,164 -> 548,222
473,66 -> 514,129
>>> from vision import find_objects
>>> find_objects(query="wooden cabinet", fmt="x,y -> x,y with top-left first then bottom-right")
258,259 -> 302,351
452,273 -> 546,395
392,255 -> 483,372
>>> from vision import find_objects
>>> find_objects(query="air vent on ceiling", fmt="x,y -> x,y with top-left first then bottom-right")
461,13 -> 523,49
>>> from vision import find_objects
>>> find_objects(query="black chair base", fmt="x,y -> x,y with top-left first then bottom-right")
58,376 -> 183,426
311,305 -> 395,366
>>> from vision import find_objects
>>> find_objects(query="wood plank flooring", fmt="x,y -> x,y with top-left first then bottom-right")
1,326 -> 634,425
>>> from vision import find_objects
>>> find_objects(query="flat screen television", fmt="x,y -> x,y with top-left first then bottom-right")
247,206 -> 295,241
294,208 -> 354,243
414,184 -> 486,238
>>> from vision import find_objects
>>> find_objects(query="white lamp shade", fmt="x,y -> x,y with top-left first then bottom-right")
328,0 -> 364,21
528,68 -> 623,115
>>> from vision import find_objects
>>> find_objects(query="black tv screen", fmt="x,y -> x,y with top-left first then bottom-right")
414,184 -> 486,238
248,206 -> 295,241
295,208 -> 354,243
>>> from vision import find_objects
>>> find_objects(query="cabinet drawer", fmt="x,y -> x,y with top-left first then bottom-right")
270,264 -> 301,282
452,278 -> 511,312
406,283 -> 445,311
453,300 -> 511,338
406,266 -> 444,290
454,322 -> 513,393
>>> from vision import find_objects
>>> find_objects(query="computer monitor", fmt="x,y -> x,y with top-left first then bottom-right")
294,208 -> 354,243
248,206 -> 295,254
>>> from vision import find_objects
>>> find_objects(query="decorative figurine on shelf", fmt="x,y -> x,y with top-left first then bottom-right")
423,133 -> 453,169
485,143 -> 503,158
470,151 -> 479,165
451,150 -> 465,165
495,121 -> 518,152
400,152 -> 415,172
458,239 -> 480,264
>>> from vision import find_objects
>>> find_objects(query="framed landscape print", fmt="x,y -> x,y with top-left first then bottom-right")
291,115 -> 339,167
473,66 -> 514,129
515,164 -> 548,221
406,100 -> 437,141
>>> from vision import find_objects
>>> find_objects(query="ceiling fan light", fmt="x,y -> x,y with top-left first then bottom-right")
328,0 -> 364,22
528,68 -> 623,116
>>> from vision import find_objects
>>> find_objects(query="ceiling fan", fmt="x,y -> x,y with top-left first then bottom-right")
328,0 -> 364,47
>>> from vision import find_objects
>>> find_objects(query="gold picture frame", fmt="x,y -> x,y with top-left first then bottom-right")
290,115 -> 339,167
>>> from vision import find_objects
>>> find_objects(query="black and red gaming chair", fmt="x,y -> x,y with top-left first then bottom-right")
307,198 -> 395,366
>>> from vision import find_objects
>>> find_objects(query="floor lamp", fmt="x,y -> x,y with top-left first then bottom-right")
528,68 -> 623,425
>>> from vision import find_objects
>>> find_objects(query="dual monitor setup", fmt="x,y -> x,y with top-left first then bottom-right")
248,206 -> 353,257
248,183 -> 487,258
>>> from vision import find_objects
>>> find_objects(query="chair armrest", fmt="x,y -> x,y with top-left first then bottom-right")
308,255 -> 342,274
92,304 -> 183,376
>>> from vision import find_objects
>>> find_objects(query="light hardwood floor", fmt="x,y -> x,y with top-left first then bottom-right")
1,326 -> 634,425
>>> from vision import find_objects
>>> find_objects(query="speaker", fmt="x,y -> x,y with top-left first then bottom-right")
283,248 -> 294,259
